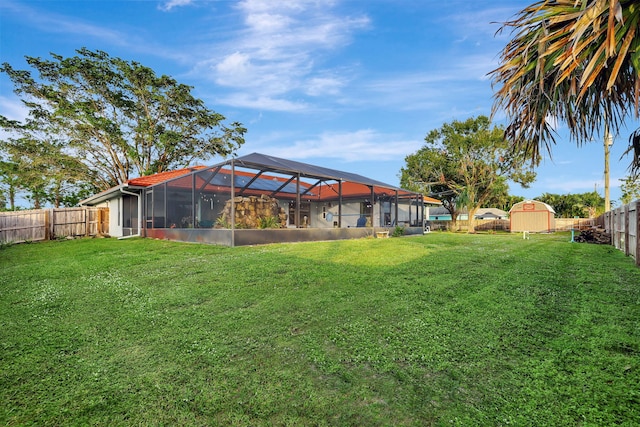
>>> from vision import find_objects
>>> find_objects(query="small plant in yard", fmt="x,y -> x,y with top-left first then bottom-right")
392,225 -> 405,237
215,216 -> 230,228
257,216 -> 280,229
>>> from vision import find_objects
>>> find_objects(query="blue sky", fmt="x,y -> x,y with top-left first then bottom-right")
1,0 -> 637,207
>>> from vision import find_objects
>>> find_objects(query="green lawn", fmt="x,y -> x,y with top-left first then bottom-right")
1,233 -> 639,426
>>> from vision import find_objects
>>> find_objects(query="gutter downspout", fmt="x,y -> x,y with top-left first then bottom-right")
118,187 -> 142,239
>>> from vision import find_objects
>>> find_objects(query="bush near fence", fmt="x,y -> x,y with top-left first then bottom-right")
0,207 -> 109,244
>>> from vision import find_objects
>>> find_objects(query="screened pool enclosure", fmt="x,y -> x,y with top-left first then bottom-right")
141,153 -> 425,246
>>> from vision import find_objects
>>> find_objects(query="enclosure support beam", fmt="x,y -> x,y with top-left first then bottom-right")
395,190 -> 399,227
295,174 -> 301,227
338,181 -> 343,228
370,186 -> 375,228
191,173 -> 196,228
231,160 -> 235,247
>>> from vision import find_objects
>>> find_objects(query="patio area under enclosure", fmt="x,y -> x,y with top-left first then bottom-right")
143,153 -> 426,246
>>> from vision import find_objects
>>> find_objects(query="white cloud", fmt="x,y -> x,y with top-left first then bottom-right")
0,96 -> 28,140
159,0 -> 194,12
0,96 -> 28,122
305,76 -> 345,96
191,0 -> 370,111
263,129 -> 422,162
541,177 -> 603,194
216,93 -> 309,112
1,1 -> 127,45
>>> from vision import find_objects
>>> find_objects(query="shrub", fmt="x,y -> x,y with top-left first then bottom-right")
258,216 -> 281,229
392,226 -> 405,237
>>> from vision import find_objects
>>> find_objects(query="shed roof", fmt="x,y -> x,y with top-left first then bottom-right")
510,200 -> 556,214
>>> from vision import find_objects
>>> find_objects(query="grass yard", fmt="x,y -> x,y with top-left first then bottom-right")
1,232 -> 639,426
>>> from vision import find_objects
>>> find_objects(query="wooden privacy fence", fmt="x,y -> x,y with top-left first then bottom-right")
597,200 -> 639,266
555,218 -> 596,231
0,207 -> 109,244
429,219 -> 510,232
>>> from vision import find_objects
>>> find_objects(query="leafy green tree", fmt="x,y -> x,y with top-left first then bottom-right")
620,175 -> 640,204
1,119 -> 96,208
490,0 -> 640,173
537,191 -> 606,218
400,144 -> 462,227
1,48 -> 246,191
401,116 -> 536,232
0,159 -> 21,210
486,193 -> 525,213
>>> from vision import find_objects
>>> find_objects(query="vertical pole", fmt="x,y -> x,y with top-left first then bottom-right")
394,190 -> 399,227
370,186 -> 375,228
338,181 -> 343,228
624,204 -> 630,256
604,123 -> 613,212
192,172 -> 197,228
230,160 -> 235,247
635,200 -> 640,266
44,209 -> 51,241
296,174 -> 301,227
138,192 -> 143,237
85,207 -> 90,237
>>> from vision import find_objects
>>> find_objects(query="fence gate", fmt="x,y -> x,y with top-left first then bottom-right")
0,207 -> 109,244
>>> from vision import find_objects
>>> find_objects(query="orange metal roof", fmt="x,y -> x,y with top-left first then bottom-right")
127,166 -> 207,187
128,165 -> 441,204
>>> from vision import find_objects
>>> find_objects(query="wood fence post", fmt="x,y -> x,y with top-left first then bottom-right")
636,200 -> 640,267
85,207 -> 90,237
624,204 -> 630,256
44,209 -> 51,241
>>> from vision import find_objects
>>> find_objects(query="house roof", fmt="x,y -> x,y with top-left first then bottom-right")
81,152 -> 437,205
428,207 -> 507,218
475,208 -> 508,218
510,200 -> 556,214
127,166 -> 206,187
230,152 -> 407,191
79,166 -> 205,206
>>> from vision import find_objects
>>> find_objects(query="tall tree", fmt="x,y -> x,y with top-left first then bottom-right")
486,193 -> 525,213
490,0 -> 640,173
400,144 -> 462,227
1,48 -> 246,191
400,116 -> 536,232
6,137 -> 95,208
537,191 -> 606,217
620,174 -> 640,204
0,159 -> 20,211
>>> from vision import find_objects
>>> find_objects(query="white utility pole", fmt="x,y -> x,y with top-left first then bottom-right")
604,123 -> 614,212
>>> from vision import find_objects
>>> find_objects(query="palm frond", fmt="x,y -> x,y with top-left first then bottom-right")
490,0 -> 640,170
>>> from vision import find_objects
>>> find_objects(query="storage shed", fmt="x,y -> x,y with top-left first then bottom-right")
509,200 -> 556,233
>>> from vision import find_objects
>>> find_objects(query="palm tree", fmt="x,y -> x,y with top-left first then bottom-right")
490,0 -> 640,174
